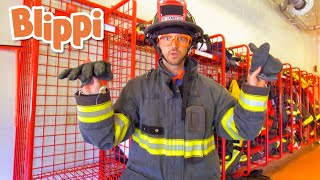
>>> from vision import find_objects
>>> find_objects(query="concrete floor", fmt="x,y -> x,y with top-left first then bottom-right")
262,142 -> 320,180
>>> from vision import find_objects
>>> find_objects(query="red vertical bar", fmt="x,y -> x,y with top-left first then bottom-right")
130,0 -> 137,79
13,49 -> 22,180
297,68 -> 303,146
288,64 -> 294,153
25,38 -> 40,180
278,72 -> 283,157
14,49 -> 21,128
318,76 -> 320,141
220,35 -> 226,87
220,138 -> 225,180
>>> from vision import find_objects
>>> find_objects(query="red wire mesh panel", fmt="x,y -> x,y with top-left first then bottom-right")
134,39 -> 157,77
104,14 -> 157,178
14,39 -> 37,180
190,34 -> 226,85
14,0 -> 137,179
225,44 -> 249,86
101,1 -> 138,179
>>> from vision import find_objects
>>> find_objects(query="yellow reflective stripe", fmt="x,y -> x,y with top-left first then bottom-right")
239,154 -> 249,162
276,138 -> 287,148
233,140 -> 243,147
77,101 -> 114,123
221,108 -> 244,140
287,100 -> 295,104
114,113 -> 130,145
287,110 -> 299,115
78,109 -> 114,123
225,155 -> 231,160
225,149 -> 241,170
258,126 -> 266,135
77,101 -> 112,112
132,129 -> 215,158
310,130 -> 315,136
240,90 -> 268,101
302,115 -> 314,126
316,114 -> 320,121
239,90 -> 268,112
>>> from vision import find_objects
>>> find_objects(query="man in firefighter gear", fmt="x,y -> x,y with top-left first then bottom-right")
58,0 -> 273,179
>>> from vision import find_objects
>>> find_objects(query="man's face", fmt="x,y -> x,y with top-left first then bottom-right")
157,33 -> 192,66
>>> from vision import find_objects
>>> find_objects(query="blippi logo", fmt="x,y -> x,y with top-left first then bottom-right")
9,5 -> 104,53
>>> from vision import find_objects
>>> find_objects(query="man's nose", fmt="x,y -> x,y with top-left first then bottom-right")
171,38 -> 179,47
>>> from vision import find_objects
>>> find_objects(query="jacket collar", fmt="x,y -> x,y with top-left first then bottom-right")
158,57 -> 198,99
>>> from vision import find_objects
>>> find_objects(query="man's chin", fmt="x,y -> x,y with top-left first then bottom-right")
167,59 -> 184,66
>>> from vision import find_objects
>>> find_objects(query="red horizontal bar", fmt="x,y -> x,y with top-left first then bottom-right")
0,45 -> 22,51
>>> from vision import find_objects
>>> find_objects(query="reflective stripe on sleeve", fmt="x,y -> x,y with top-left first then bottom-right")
77,101 -> 114,123
221,108 -> 244,140
114,113 -> 130,145
239,90 -> 268,112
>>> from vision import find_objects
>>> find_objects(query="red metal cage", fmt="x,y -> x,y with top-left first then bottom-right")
13,0 -> 138,179
12,0 -> 320,179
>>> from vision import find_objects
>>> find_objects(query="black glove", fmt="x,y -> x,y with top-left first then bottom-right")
249,42 -> 283,81
58,60 -> 113,86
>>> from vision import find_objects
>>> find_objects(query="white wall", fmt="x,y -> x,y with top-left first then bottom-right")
0,50 -> 16,180
90,0 -> 319,73
1,0 -> 22,46
0,0 -> 22,179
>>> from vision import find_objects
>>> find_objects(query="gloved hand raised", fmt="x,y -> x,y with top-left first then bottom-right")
58,60 -> 113,87
249,42 -> 283,81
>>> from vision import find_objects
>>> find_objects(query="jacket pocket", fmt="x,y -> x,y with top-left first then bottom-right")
185,106 -> 205,139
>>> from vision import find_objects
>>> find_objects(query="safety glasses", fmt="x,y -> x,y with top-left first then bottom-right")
157,34 -> 192,47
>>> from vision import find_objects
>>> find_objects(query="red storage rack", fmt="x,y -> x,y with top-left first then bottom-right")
267,69 -> 285,159
291,67 -> 304,148
13,0 -> 138,179
224,45 -> 269,179
281,63 -> 299,153
190,34 -> 226,85
300,70 -> 312,146
315,76 -> 320,141
225,44 -> 249,85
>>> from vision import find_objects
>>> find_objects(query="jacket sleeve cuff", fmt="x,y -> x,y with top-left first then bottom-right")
241,82 -> 270,96
75,90 -> 111,106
